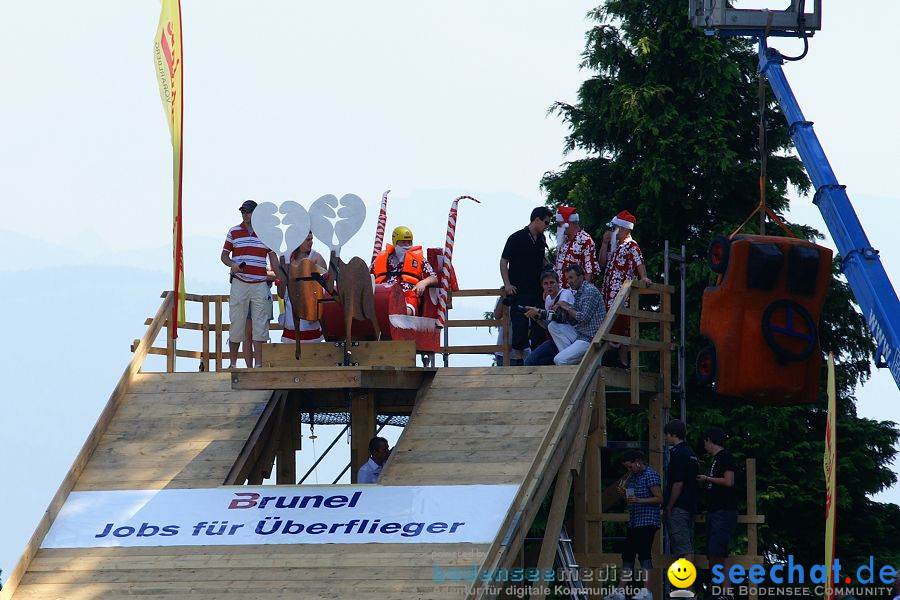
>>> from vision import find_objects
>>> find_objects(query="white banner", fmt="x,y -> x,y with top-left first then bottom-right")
42,485 -> 517,548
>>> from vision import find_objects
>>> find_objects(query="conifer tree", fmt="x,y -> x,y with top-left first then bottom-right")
543,0 -> 900,567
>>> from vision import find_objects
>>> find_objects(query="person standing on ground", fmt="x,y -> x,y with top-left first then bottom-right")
663,419 -> 699,571
697,427 -> 738,600
605,449 -> 662,600
500,207 -> 553,365
221,200 -> 278,369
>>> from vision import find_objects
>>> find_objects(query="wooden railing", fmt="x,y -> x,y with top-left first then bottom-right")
132,289 -> 514,372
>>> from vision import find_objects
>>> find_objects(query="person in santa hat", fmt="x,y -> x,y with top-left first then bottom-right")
554,206 -> 601,288
599,210 -> 652,367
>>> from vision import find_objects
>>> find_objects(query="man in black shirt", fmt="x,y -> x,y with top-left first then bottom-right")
663,419 -> 699,566
697,426 -> 738,600
500,207 -> 552,364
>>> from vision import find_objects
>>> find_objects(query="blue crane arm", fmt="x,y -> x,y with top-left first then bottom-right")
759,41 -> 900,389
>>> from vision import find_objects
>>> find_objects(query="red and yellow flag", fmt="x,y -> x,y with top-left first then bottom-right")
154,0 -> 186,329
824,353 -> 837,600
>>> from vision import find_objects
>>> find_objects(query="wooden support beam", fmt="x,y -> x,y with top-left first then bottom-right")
262,340 -> 416,368
215,297 -> 223,372
276,396 -> 299,484
202,297 -> 210,372
603,334 -> 677,352
230,367 -> 431,391
350,392 -> 376,484
224,391 -> 285,485
531,375 -> 598,600
660,288 -> 672,409
166,317 -> 176,373
746,458 -> 758,555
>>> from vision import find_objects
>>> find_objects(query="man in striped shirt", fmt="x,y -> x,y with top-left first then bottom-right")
220,200 -> 277,368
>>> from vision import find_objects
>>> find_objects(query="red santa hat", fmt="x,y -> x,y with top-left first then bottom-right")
555,206 -> 579,224
610,210 -> 636,230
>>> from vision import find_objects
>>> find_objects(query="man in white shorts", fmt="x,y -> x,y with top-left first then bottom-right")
220,200 -> 277,368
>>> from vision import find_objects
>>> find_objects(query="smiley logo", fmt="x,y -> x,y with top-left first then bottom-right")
667,558 -> 696,588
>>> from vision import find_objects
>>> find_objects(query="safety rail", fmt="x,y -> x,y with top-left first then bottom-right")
131,288 -> 515,372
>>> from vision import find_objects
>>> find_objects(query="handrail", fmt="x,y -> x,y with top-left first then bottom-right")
132,280 -> 668,373
133,288 -> 513,372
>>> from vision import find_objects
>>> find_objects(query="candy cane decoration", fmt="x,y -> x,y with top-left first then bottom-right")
371,189 -> 390,266
437,195 -> 480,328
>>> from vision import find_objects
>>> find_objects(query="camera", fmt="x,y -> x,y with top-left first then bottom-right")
540,308 -> 572,325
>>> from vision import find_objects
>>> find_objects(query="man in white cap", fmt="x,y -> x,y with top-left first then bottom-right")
599,210 -> 652,367
554,205 -> 601,287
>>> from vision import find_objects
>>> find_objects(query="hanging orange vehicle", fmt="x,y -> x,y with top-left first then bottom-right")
697,233 -> 833,405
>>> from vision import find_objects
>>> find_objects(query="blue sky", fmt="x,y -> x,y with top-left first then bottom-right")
1,1 -> 897,582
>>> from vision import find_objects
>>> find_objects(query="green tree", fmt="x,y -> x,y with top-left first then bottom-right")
542,0 -> 900,569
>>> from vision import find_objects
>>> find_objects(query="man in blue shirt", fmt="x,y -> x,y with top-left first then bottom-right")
357,437 -> 390,484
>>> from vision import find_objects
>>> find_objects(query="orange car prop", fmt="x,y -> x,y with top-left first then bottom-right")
698,234 -> 832,405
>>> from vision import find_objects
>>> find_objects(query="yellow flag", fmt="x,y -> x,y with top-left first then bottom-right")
154,0 -> 186,328
824,353 -> 837,600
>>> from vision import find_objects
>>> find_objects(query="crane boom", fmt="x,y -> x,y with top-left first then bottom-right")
758,41 -> 900,389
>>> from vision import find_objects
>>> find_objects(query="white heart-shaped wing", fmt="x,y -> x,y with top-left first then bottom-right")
280,201 -> 311,258
333,194 -> 366,246
251,202 -> 283,256
309,194 -> 339,252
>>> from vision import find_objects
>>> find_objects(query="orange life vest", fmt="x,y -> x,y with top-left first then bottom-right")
373,244 -> 425,285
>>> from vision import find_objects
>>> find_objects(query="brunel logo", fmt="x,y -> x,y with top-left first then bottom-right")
227,491 -> 362,510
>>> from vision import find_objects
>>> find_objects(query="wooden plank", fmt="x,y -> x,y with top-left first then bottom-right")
602,334 -> 677,351
423,387 -> 564,401
439,344 -> 502,354
414,399 -> 560,413
230,368 -> 429,391
617,308 -> 675,322
409,411 -> 557,427
130,373 -> 235,393
445,319 -> 501,328
393,435 -> 544,453
451,288 -> 502,297
91,440 -> 246,462
113,400 -> 266,420
262,340 -> 416,368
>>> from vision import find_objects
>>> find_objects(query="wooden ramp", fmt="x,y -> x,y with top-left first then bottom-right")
5,366 -> 589,600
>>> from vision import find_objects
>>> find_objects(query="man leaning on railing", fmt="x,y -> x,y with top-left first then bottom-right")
549,264 -> 605,365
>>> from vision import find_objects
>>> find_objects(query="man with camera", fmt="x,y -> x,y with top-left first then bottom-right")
551,264 -> 606,365
523,271 -> 576,366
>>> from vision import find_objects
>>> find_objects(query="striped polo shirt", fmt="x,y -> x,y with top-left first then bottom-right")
223,223 -> 270,283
